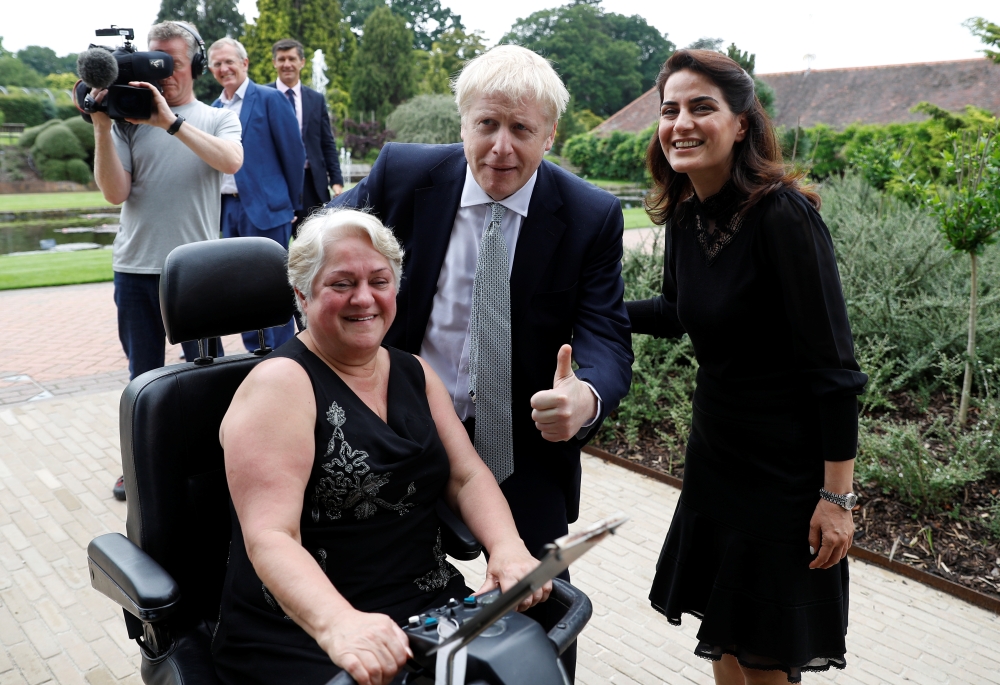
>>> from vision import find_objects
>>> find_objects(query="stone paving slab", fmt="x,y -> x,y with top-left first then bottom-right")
1,389 -> 998,683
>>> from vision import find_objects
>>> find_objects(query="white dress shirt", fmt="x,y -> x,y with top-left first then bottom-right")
274,79 -> 303,132
419,166 -> 601,429
218,78 -> 249,195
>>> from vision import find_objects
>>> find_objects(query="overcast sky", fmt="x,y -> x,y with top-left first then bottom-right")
4,0 -> 996,75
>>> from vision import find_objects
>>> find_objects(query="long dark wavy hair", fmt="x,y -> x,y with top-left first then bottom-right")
644,49 -> 819,225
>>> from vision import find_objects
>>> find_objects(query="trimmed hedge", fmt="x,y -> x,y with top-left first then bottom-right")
62,116 -> 95,155
34,124 -> 85,160
563,127 -> 652,182
0,95 -> 47,127
18,119 -> 61,148
385,94 -> 461,145
65,158 -> 92,184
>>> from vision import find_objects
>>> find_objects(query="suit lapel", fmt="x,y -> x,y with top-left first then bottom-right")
404,148 -> 466,350
238,80 -> 258,136
510,162 -> 565,324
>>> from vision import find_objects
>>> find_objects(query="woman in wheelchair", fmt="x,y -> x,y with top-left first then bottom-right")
213,209 -> 549,685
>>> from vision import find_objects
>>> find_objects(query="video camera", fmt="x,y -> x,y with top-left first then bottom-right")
74,26 -> 173,121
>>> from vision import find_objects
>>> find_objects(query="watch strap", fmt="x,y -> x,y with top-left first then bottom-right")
166,115 -> 185,136
819,488 -> 856,510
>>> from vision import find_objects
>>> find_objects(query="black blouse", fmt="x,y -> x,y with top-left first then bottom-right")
627,186 -> 868,462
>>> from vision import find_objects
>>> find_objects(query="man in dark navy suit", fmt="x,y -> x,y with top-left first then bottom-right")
209,37 -> 304,351
332,45 -> 632,678
267,39 -> 344,224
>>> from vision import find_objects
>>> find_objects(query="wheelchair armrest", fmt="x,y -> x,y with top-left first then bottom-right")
436,500 -> 482,561
88,533 -> 181,622
546,578 -> 593,656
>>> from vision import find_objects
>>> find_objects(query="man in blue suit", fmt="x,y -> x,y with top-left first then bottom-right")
331,45 -> 632,680
209,37 -> 304,351
267,39 -> 344,224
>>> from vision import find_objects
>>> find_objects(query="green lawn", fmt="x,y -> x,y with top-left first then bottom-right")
0,249 -> 113,290
623,207 -> 655,230
0,192 -> 117,212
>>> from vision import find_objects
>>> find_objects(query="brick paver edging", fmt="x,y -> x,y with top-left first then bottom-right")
581,444 -> 1000,616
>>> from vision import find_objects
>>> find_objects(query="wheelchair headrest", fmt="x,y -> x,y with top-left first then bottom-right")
160,237 -> 296,344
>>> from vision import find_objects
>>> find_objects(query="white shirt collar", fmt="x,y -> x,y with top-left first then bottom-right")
275,79 -> 302,97
219,77 -> 250,105
460,165 -> 537,218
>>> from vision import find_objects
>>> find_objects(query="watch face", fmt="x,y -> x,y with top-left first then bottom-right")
845,493 -> 858,509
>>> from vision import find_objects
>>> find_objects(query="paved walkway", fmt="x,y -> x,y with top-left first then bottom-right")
1,279 -> 1000,684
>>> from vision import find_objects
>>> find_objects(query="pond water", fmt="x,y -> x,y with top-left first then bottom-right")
0,211 -> 120,255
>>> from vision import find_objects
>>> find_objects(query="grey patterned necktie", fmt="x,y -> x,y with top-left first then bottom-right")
469,202 -> 514,483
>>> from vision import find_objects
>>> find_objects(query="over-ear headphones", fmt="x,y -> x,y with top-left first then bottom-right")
173,22 -> 207,79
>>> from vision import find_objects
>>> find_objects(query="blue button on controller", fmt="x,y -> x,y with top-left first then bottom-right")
423,617 -> 438,628
463,596 -> 477,607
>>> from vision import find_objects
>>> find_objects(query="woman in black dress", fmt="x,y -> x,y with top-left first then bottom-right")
213,209 -> 548,685
626,50 -> 868,684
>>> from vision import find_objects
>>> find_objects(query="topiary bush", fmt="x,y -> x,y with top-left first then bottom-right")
65,158 -> 92,184
0,95 -> 48,127
38,158 -> 68,181
19,119 -> 61,148
385,94 -> 460,145
34,123 -> 86,160
62,116 -> 95,156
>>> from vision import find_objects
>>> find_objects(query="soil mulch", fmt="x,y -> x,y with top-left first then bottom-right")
593,391 -> 1000,605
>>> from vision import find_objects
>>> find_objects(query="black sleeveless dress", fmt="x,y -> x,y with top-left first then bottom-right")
212,339 -> 470,685
627,184 -> 868,683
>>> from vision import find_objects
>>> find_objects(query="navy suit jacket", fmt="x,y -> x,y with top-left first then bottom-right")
266,82 -> 344,202
332,143 -> 633,522
213,79 -> 305,230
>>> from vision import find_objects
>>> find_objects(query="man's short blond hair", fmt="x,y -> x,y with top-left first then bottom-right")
453,45 -> 570,124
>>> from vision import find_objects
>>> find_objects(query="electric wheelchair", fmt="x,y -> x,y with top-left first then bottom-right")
86,237 -> 594,685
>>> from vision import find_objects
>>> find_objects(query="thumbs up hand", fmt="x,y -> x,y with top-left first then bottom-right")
529,344 -> 598,442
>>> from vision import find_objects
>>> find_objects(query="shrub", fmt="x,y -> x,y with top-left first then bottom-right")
65,158 -> 92,184
57,103 -> 81,120
563,126 -> 652,182
0,94 -> 48,127
18,119 -> 61,148
62,116 -> 95,155
38,158 -> 68,181
385,94 -> 460,145
821,174 -> 1000,392
33,124 -> 85,160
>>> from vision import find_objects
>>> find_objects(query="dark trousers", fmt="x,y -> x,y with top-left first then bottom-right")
113,272 -> 223,380
462,417 -> 578,683
220,194 -> 296,351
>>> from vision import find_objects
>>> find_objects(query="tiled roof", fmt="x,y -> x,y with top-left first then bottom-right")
590,58 -> 1000,134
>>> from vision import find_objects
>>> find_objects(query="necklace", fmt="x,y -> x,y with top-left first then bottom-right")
690,180 -> 747,265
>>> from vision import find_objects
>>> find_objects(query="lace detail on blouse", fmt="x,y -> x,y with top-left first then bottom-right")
413,528 -> 462,592
311,401 -> 417,522
690,180 -> 747,265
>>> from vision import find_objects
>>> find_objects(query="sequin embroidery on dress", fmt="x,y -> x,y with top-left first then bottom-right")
413,528 -> 462,592
311,401 -> 416,522
691,180 -> 747,265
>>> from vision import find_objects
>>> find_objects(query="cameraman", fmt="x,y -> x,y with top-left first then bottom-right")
91,21 -> 243,501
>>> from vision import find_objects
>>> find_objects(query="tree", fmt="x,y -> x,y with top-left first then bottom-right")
965,16 -> 1000,63
603,13 -> 674,91
0,57 -> 44,88
241,0 -> 354,118
156,0 -> 246,102
386,93 -> 460,143
910,127 -> 1000,425
503,2 -> 663,117
16,46 -> 77,75
342,0 -> 463,51
349,6 -> 415,119
724,43 -> 776,118
416,27 -> 485,95
686,37 -> 722,51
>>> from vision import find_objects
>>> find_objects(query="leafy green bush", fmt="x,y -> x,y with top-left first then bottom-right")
855,415 -> 992,511
385,94 -> 460,145
564,126 -> 652,182
33,123 -> 85,160
62,116 -> 95,155
56,103 -> 80,120
38,158 -> 68,181
821,174 -> 1000,392
0,94 -> 48,127
65,158 -> 92,184
18,119 -> 61,148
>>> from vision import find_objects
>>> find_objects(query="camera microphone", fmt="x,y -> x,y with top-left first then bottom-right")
77,48 -> 119,90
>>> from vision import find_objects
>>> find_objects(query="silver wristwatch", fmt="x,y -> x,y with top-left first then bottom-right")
819,488 -> 858,510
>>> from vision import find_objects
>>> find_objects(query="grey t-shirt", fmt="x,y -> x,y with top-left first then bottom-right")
112,100 -> 242,274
